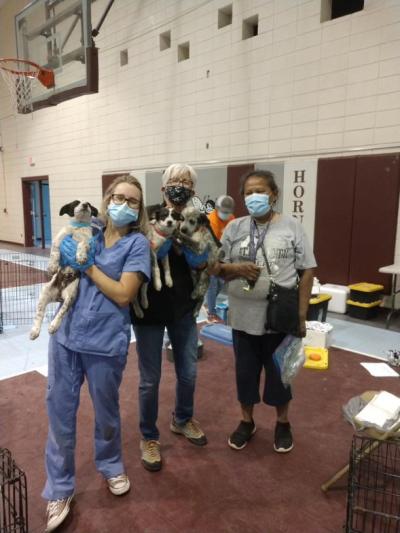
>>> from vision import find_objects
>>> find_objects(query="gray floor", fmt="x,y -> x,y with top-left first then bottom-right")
328,308 -> 400,333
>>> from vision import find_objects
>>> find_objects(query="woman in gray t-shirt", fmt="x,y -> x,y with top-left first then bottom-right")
215,170 -> 316,454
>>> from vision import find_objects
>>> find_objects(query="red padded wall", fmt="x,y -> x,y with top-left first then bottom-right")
349,154 -> 400,292
314,157 -> 357,285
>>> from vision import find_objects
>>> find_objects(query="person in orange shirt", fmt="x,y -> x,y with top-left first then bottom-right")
206,195 -> 235,323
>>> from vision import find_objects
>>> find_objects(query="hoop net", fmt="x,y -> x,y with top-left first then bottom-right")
0,58 -> 54,114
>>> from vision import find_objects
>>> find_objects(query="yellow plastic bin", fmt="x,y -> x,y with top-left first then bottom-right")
348,283 -> 384,304
346,299 -> 382,320
303,346 -> 329,370
307,293 -> 332,322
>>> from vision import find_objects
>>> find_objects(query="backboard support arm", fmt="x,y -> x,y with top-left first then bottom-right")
92,0 -> 114,37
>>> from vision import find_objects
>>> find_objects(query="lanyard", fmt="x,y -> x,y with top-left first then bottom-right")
249,218 -> 270,264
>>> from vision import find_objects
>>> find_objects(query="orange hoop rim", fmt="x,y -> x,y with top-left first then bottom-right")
0,57 -> 54,88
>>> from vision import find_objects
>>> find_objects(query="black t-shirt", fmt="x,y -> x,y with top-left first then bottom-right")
130,203 -> 197,326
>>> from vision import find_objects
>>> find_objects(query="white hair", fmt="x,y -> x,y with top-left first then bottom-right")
162,164 -> 197,187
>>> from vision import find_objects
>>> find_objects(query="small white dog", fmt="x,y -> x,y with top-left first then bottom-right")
30,200 -> 98,340
178,206 -> 223,316
132,206 -> 183,318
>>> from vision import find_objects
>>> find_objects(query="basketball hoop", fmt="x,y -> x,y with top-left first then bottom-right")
0,58 -> 54,114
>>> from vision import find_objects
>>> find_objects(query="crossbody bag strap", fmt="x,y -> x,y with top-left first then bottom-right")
259,241 -> 272,276
259,233 -> 300,288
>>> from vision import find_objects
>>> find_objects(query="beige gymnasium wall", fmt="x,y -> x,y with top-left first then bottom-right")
0,0 -> 400,249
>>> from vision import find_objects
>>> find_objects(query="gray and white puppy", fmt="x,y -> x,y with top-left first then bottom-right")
178,206 -> 223,316
30,200 -> 98,340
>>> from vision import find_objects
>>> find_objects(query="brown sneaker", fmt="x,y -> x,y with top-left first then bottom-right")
170,417 -> 208,446
45,495 -> 73,532
107,473 -> 131,495
140,439 -> 162,471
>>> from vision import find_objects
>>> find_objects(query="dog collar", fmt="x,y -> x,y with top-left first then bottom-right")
70,221 -> 91,228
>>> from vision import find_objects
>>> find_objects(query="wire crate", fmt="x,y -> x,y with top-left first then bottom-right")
0,449 -> 28,533
346,435 -> 400,533
0,252 -> 57,330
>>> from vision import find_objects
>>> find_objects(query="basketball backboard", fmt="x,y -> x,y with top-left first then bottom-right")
14,0 -> 98,113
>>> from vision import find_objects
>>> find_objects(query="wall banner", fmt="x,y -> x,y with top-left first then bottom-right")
282,160 -> 318,246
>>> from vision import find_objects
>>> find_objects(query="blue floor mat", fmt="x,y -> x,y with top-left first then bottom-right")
200,324 -> 233,346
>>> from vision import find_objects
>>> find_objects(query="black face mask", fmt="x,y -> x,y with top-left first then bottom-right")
165,185 -> 193,206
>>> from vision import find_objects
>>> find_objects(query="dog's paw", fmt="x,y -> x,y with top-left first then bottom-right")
29,328 -> 40,340
48,322 -> 60,335
165,276 -> 173,288
154,279 -> 162,291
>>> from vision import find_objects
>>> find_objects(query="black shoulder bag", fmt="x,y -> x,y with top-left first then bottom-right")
266,279 -> 300,336
257,228 -> 300,336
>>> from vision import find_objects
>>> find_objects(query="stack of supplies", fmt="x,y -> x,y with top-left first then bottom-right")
347,282 -> 384,319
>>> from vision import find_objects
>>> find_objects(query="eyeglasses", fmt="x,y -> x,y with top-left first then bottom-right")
167,178 -> 193,188
111,193 -> 141,209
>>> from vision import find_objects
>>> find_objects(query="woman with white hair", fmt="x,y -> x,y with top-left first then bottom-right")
131,163 -> 209,473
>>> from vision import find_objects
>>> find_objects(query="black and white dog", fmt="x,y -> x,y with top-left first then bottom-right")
132,206 -> 183,318
177,206 -> 223,316
30,200 -> 98,340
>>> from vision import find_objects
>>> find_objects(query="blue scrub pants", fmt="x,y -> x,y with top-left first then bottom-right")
134,312 -> 198,441
42,338 -> 127,500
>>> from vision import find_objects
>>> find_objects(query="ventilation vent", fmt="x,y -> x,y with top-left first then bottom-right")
120,49 -> 128,66
159,30 -> 171,51
178,42 -> 190,62
321,0 -> 364,22
242,15 -> 258,40
218,4 -> 232,29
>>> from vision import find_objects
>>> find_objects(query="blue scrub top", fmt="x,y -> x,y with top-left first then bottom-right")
55,229 -> 151,357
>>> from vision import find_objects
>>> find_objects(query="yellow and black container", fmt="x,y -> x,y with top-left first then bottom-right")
346,299 -> 382,319
348,282 -> 384,304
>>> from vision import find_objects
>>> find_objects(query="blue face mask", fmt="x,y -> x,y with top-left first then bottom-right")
217,210 -> 231,221
107,201 -> 139,227
245,193 -> 271,217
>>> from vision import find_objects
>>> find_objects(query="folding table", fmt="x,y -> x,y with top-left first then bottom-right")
378,263 -> 400,328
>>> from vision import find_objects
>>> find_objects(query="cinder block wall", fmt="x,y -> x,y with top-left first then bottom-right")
0,0 -> 399,249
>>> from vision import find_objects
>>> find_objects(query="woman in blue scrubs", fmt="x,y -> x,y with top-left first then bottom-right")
43,175 -> 151,533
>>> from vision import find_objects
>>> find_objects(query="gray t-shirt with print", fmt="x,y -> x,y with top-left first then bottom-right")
221,214 -> 317,336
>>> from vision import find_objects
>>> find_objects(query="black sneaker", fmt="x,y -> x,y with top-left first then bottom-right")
228,420 -> 256,450
274,421 -> 294,453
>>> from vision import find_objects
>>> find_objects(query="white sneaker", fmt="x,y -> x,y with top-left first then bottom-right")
107,473 -> 131,496
45,495 -> 73,532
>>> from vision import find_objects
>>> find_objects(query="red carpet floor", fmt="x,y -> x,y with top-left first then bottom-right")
1,339 -> 399,533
